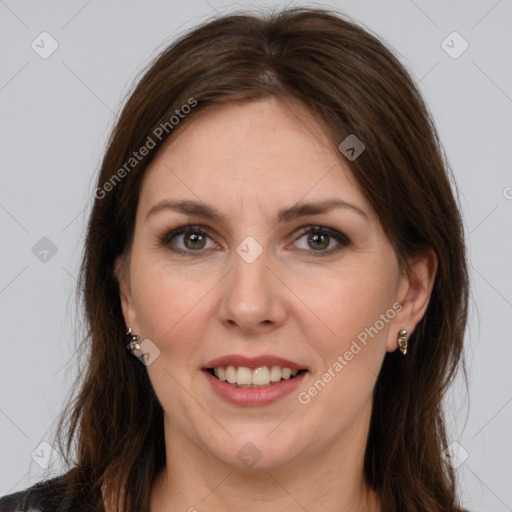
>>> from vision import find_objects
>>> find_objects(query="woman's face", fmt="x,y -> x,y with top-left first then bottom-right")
117,98 -> 417,471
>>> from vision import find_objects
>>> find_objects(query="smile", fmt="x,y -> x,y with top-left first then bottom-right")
206,365 -> 306,388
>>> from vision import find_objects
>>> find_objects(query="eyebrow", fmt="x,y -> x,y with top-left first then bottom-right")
145,198 -> 369,224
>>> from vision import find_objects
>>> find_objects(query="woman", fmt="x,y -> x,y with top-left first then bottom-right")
0,6 -> 469,512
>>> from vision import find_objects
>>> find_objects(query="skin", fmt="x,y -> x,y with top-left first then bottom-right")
116,98 -> 437,511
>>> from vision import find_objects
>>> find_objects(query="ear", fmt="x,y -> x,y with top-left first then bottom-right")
114,254 -> 138,332
386,247 -> 438,352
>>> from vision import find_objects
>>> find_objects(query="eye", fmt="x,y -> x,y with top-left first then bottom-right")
160,224 -> 350,256
160,225 -> 218,254
291,225 -> 350,256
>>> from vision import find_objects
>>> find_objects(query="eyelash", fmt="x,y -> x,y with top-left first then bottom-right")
159,224 -> 350,257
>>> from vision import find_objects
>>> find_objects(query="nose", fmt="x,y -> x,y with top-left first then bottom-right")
217,243 -> 287,335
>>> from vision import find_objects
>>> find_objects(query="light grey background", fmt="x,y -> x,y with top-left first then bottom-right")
1,0 -> 511,510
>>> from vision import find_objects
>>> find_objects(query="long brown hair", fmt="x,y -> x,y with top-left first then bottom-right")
55,7 -> 468,511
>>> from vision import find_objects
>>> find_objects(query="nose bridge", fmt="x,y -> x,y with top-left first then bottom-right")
230,236 -> 272,304
218,234 -> 286,329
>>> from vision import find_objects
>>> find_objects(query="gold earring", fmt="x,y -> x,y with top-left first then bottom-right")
397,329 -> 408,355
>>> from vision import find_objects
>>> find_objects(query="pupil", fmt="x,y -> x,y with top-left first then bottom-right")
185,232 -> 205,250
309,232 -> 328,250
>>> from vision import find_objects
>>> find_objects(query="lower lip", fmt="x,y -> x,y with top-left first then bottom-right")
203,370 -> 307,407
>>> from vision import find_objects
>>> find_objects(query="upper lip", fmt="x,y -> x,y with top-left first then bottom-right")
203,354 -> 308,371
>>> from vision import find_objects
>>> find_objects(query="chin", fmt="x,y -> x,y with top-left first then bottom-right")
204,428 -> 307,472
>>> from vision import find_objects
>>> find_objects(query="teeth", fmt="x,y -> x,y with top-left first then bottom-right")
237,366 -> 252,386
252,366 -> 270,385
270,365 -> 282,382
210,365 -> 303,387
225,365 -> 237,384
282,367 -> 292,379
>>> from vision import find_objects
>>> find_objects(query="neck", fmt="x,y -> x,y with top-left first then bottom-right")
150,405 -> 380,512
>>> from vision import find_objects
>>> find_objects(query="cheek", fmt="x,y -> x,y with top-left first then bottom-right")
295,258 -> 398,347
129,259 -> 214,418
297,258 -> 398,405
129,255 -> 216,359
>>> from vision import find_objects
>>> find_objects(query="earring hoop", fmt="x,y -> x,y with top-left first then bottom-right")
397,329 -> 408,355
126,328 -> 141,351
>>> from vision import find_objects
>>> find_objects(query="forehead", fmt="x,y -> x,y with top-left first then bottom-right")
138,98 -> 366,217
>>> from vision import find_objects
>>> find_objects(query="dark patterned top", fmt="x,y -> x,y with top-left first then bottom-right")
0,474 -> 104,512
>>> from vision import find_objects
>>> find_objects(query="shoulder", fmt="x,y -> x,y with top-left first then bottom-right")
0,473 -> 104,512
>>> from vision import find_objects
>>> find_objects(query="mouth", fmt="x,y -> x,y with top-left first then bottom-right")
203,365 -> 308,388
